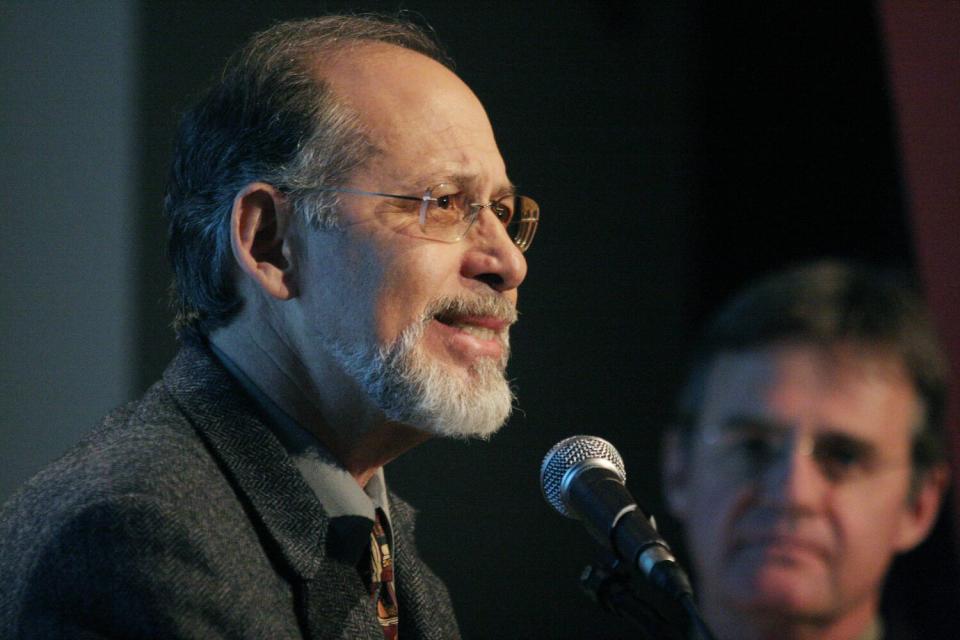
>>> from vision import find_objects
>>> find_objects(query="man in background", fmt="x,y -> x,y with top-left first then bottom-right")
662,261 -> 949,640
0,14 -> 538,638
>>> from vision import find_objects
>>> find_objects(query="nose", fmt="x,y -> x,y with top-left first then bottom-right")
460,207 -> 528,292
759,437 -> 830,513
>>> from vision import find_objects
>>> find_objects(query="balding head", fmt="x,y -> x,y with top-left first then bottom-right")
318,42 -> 507,201
165,15 -> 453,342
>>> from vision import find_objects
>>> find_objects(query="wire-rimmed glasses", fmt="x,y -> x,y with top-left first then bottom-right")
314,183 -> 539,252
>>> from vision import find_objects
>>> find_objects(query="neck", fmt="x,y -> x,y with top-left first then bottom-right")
209,304 -> 429,487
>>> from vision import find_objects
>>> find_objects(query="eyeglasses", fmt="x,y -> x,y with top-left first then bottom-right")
697,421 -> 906,485
314,183 -> 539,252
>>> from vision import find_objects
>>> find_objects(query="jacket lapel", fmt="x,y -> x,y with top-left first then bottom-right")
162,344 -> 458,639
162,344 -> 379,639
163,344 -> 329,577
300,565 -> 382,640
391,496 -> 462,640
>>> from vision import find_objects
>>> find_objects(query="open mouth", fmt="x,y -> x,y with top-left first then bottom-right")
433,312 -> 501,341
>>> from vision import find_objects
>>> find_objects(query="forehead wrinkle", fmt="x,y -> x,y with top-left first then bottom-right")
317,43 -> 510,205
449,173 -> 516,195
397,168 -> 514,197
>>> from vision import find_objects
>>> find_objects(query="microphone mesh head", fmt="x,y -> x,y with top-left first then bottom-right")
540,435 -> 626,518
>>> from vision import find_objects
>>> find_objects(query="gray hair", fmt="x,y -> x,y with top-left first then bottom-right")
164,14 -> 453,341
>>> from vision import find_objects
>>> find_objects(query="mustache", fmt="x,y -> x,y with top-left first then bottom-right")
379,294 -> 517,363
420,294 -> 519,326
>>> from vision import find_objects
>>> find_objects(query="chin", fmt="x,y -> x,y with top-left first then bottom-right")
404,356 -> 516,440
330,309 -> 517,440
357,337 -> 516,440
730,570 -> 833,621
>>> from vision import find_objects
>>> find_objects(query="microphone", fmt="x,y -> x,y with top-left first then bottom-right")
540,435 -> 693,600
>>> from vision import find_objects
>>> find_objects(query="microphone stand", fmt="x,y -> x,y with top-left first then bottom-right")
679,592 -> 719,640
579,553 -> 718,640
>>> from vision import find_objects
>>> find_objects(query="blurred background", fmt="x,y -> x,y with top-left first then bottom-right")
2,1 -> 957,637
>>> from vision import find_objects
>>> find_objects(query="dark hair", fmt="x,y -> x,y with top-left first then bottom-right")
164,15 -> 453,341
677,260 -> 949,475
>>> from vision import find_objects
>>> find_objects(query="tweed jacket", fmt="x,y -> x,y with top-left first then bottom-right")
0,343 -> 461,639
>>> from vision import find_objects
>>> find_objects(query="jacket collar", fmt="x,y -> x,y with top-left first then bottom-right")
161,342 -> 457,639
161,342 -> 332,580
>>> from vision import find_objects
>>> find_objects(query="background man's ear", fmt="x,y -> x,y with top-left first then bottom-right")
230,182 -> 297,300
894,464 -> 950,553
662,429 -> 691,520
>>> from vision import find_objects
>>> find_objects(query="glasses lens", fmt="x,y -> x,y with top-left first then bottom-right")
420,186 -> 539,250
498,195 -> 539,252
420,184 -> 471,242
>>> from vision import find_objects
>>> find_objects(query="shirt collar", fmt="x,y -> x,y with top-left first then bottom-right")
855,617 -> 884,640
210,342 -> 391,523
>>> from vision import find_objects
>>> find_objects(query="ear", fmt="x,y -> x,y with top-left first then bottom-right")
893,463 -> 949,553
230,182 -> 297,300
662,429 -> 692,520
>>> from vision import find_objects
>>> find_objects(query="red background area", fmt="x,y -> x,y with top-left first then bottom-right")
880,1 -> 960,538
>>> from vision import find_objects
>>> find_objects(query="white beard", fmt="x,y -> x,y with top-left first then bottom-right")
328,295 -> 517,439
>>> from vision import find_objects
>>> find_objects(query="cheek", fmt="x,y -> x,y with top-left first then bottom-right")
833,490 -> 911,559
368,249 -> 462,343
831,513 -> 900,601
303,235 -> 386,345
685,475 -> 751,563
686,450 -> 752,517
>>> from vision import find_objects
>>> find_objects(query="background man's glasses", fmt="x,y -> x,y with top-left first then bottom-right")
697,421 -> 903,485
315,183 -> 539,252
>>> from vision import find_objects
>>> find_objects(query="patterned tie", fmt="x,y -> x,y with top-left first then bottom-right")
369,508 -> 399,639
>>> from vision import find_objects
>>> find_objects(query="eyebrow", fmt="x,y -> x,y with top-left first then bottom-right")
815,432 -> 879,460
718,415 -> 880,456
411,172 -> 517,198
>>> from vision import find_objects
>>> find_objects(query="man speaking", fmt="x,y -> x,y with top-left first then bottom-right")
0,14 -> 538,639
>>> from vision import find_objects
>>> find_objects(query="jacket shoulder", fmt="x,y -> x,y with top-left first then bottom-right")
1,491 -> 299,638
0,374 -> 299,638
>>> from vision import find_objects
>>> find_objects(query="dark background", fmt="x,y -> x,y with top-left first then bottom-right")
4,1 -> 957,637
